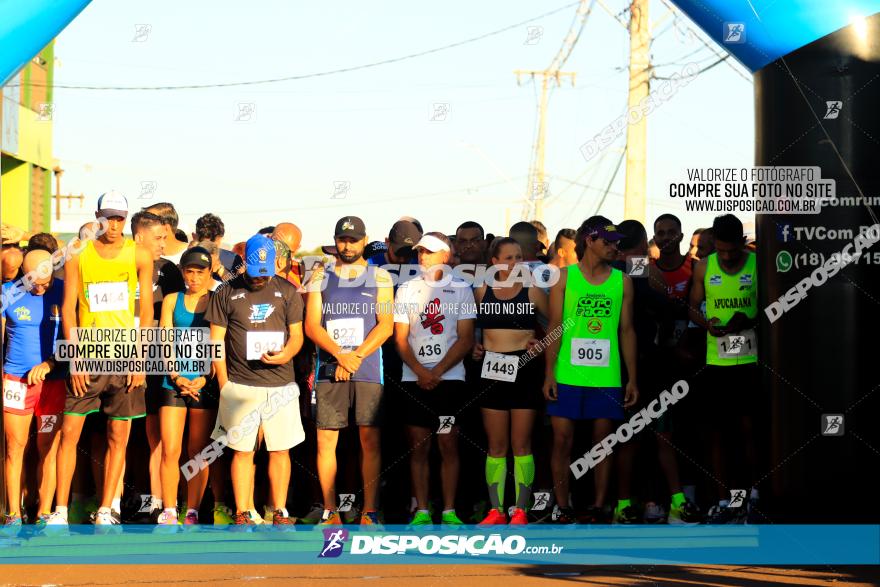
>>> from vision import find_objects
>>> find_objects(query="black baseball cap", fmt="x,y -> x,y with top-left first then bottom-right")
334,216 -> 366,240
180,246 -> 213,269
388,220 -> 422,255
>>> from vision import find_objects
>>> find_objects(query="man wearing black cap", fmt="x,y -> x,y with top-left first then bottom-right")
366,220 -> 422,282
542,216 -> 639,524
304,216 -> 394,525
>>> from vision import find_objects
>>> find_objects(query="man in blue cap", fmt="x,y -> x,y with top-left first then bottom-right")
205,234 -> 306,525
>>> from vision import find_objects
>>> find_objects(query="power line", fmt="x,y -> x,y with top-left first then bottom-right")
7,2 -> 581,92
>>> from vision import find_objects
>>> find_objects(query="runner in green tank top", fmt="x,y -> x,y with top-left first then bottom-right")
543,216 -> 639,524
689,214 -> 760,524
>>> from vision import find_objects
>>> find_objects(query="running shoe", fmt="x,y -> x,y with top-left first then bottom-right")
706,503 -> 744,525
643,501 -> 667,524
263,506 -> 275,524
408,511 -> 433,526
184,511 -> 199,525
233,511 -> 256,526
248,509 -> 265,525
44,511 -> 69,526
3,514 -> 22,527
213,504 -> 234,525
478,508 -> 508,526
35,514 -> 51,528
273,509 -> 295,526
613,505 -> 640,525
509,508 -> 528,525
299,503 -> 325,525
321,511 -> 343,525
157,510 -> 179,525
95,509 -> 121,526
441,511 -> 464,526
552,505 -> 577,525
360,511 -> 382,526
668,499 -> 701,525
111,510 -> 123,525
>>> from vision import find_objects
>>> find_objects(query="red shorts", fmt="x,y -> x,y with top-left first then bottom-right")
3,374 -> 66,431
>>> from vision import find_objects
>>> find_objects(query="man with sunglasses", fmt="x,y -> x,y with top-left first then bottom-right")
542,216 -> 639,524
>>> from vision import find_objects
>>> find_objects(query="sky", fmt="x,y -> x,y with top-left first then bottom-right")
48,0 -> 755,248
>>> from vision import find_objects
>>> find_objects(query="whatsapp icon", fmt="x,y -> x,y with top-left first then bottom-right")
776,250 -> 793,273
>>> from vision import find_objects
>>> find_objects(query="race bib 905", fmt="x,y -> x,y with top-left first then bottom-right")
571,338 -> 610,367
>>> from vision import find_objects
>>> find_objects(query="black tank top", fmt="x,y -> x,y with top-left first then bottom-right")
476,285 -> 537,331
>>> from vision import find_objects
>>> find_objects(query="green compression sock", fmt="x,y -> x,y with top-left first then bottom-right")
513,454 -> 535,510
671,492 -> 686,508
485,456 -> 507,510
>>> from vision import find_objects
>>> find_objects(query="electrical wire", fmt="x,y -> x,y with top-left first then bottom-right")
7,2 -> 582,91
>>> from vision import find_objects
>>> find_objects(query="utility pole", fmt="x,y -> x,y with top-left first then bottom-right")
52,166 -> 84,221
623,0 -> 650,223
515,69 -> 575,222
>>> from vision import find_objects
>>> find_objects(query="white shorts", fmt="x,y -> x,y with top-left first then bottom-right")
211,381 -> 305,452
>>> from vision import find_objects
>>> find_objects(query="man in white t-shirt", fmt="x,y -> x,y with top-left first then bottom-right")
393,232 -> 475,526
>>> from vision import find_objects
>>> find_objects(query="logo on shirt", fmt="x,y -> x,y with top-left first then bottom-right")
739,274 -> 753,286
708,275 -> 722,286
575,295 -> 612,318
14,306 -> 31,321
587,318 -> 603,334
249,304 -> 276,323
274,291 -> 283,298
420,297 -> 445,334
231,293 -> 246,301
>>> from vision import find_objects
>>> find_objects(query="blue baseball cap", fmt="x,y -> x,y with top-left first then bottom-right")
245,234 -> 276,277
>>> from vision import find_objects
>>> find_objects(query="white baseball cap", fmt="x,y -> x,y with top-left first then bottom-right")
413,234 -> 450,253
96,191 -> 129,218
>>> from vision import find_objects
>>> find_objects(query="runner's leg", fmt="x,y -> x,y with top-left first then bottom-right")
407,426 -> 432,510
159,405 -> 187,510
55,415 -> 87,508
550,416 -> 575,507
358,426 -> 381,512
317,429 -> 340,510
185,409 -> 216,510
4,412 -> 32,516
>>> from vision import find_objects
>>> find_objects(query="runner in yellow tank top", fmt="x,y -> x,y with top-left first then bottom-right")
46,192 -> 154,528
